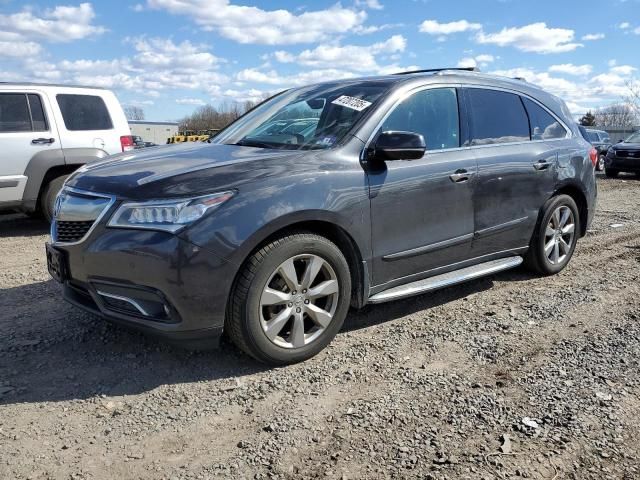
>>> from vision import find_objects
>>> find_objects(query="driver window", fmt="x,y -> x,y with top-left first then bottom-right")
380,88 -> 460,150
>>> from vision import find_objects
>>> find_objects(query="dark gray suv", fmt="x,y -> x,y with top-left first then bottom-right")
47,69 -> 597,364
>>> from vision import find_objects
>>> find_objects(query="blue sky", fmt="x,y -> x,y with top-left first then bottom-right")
1,0 -> 639,121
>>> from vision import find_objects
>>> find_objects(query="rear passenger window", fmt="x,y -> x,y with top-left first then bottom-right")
466,89 -> 529,145
522,97 -> 566,140
380,87 -> 459,150
0,94 -> 31,132
56,94 -> 113,131
27,94 -> 48,131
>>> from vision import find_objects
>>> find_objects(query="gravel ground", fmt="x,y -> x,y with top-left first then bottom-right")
1,173 -> 640,480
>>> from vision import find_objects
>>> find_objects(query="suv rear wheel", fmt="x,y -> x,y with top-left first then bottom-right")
41,175 -> 68,223
525,194 -> 579,275
597,155 -> 605,171
227,233 -> 351,365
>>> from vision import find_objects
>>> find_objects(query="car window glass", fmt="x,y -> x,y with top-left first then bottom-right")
56,94 -> 113,131
0,93 -> 32,132
379,87 -> 459,150
467,89 -> 529,145
522,97 -> 566,140
27,94 -> 48,131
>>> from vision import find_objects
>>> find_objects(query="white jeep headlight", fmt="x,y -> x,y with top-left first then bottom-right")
108,191 -> 235,233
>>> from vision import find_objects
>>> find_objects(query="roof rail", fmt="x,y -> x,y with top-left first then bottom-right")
393,67 -> 479,75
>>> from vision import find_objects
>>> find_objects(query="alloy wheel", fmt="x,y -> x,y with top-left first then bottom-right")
544,206 -> 575,265
259,254 -> 339,349
598,156 -> 605,171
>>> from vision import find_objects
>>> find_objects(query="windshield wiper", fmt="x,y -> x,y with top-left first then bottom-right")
232,139 -> 276,149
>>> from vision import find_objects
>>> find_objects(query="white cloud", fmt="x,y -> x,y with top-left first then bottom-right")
457,54 -> 495,69
0,39 -> 41,57
582,33 -> 605,41
176,98 -> 206,106
272,35 -> 406,72
131,3 -> 145,12
236,67 -> 358,87
634,26 -> 640,35
146,0 -> 367,45
610,65 -> 637,75
131,37 -> 220,72
619,22 -> 630,29
419,19 -> 482,35
0,3 -> 106,43
477,23 -> 582,54
548,63 -> 593,76
355,0 -> 383,9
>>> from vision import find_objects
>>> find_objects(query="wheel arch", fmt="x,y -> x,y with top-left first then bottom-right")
553,183 -> 588,237
230,217 -> 369,310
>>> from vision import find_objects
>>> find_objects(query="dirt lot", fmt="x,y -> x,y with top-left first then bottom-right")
1,173 -> 640,480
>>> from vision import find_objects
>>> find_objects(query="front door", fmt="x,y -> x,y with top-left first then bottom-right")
366,87 -> 477,289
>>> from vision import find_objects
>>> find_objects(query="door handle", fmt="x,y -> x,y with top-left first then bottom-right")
533,159 -> 550,171
32,138 -> 55,145
449,169 -> 473,183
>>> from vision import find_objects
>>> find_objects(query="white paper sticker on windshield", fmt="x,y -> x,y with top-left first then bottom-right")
331,95 -> 372,111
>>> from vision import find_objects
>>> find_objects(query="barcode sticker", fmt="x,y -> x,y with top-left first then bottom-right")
331,95 -> 372,112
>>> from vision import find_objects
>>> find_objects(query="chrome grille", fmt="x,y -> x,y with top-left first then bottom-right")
51,187 -> 115,244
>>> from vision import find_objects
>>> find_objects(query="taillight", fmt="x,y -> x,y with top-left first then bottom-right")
120,135 -> 134,152
589,147 -> 597,168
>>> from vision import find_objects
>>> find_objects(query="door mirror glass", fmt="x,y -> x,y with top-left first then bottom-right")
372,131 -> 426,160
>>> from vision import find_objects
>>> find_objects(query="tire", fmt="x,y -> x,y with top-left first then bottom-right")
525,194 -> 580,276
41,175 -> 68,223
605,168 -> 619,178
597,155 -> 605,171
227,233 -> 351,365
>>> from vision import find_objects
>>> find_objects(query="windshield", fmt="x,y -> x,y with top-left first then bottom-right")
212,81 -> 392,150
624,132 -> 640,143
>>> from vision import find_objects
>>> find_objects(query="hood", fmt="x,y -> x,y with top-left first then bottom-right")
66,143 -> 309,199
614,142 -> 640,151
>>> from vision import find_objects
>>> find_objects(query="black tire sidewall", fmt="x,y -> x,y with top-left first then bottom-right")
42,175 -> 68,223
532,195 -> 580,275
605,168 -> 618,178
240,236 -> 351,364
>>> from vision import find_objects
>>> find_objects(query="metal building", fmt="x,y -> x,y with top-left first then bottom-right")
128,120 -> 179,145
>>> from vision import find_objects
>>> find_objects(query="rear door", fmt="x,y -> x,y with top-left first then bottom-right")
463,87 -> 559,257
367,86 -> 477,288
0,91 -> 61,206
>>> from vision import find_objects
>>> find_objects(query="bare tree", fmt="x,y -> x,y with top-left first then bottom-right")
124,105 -> 145,121
595,103 -> 637,129
625,79 -> 640,120
178,98 -> 268,132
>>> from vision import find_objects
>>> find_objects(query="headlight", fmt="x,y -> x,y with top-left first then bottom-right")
108,191 -> 235,233
607,147 -> 615,156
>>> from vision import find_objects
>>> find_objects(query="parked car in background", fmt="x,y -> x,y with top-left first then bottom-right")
604,131 -> 640,177
585,128 -> 611,171
0,83 -> 133,221
132,135 -> 146,149
47,69 -> 596,365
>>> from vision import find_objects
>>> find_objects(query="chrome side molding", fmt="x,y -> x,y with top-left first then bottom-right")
368,256 -> 523,304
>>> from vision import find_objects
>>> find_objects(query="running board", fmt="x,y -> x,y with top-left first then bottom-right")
368,256 -> 523,304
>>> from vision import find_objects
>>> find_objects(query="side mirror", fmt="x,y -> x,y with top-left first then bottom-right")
371,131 -> 426,161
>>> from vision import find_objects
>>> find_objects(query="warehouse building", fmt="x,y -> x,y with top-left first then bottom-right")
129,120 -> 179,145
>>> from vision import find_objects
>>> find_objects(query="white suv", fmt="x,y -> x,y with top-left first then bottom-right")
0,83 -> 133,221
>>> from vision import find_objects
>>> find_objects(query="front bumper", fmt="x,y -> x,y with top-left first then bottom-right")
606,153 -> 640,172
52,225 -> 237,348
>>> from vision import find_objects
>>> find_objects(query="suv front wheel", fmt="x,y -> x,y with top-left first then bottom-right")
525,194 -> 580,275
41,175 -> 68,223
227,233 -> 351,365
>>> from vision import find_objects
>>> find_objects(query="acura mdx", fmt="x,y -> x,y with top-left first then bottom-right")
47,69 -> 597,364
